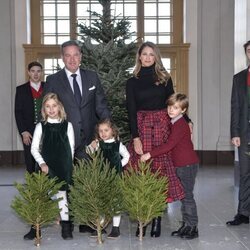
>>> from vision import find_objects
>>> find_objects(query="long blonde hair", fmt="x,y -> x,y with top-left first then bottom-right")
133,41 -> 170,84
41,93 -> 67,122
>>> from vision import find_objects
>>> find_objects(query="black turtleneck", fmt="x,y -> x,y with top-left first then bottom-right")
126,65 -> 174,138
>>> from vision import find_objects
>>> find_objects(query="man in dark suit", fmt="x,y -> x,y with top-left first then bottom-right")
43,40 -> 110,235
227,40 -> 250,226
44,40 -> 110,160
15,61 -> 44,174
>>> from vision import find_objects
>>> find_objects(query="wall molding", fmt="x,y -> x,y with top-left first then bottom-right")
0,150 -> 234,167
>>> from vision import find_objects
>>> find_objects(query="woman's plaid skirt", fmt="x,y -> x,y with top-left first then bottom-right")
128,110 -> 184,201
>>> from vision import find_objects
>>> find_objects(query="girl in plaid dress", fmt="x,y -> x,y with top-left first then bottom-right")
126,41 -> 191,238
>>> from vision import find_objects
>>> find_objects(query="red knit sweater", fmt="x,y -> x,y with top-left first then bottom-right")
150,116 -> 199,167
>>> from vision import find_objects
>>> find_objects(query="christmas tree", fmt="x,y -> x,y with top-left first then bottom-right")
69,150 -> 122,244
78,0 -> 137,142
121,161 -> 168,241
11,172 -> 65,246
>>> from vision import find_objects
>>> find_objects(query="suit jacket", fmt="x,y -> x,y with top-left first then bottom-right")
231,68 -> 249,142
44,68 -> 110,151
15,81 -> 45,136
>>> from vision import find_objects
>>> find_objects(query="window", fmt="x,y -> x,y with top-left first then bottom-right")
24,0 -> 189,94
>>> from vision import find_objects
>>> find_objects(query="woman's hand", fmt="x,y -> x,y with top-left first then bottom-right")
40,163 -> 49,174
133,137 -> 143,155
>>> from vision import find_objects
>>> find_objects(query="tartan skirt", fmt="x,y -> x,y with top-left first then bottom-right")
128,110 -> 184,201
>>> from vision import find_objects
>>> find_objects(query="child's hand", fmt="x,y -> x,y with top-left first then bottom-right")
90,140 -> 98,149
140,153 -> 151,162
40,163 -> 49,174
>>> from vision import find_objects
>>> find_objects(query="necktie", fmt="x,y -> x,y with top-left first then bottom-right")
71,74 -> 82,106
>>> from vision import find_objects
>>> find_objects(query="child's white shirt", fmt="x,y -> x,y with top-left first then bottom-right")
87,138 -> 130,167
31,118 -> 75,166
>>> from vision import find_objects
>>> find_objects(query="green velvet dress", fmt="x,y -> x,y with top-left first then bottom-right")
41,120 -> 72,191
99,140 -> 122,174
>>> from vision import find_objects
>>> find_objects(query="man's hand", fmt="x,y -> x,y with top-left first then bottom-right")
22,131 -> 32,145
140,152 -> 151,162
232,137 -> 240,147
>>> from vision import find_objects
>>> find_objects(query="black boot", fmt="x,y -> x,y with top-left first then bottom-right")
180,225 -> 199,239
151,217 -> 161,237
107,226 -> 120,239
61,221 -> 73,240
90,228 -> 107,238
135,224 -> 147,237
171,222 -> 186,236
226,214 -> 249,226
23,225 -> 41,240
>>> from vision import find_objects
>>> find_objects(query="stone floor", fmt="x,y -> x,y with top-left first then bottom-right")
0,164 -> 249,250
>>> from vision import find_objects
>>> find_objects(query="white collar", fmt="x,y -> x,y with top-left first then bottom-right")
47,117 -> 62,123
103,138 -> 115,143
64,68 -> 80,78
171,114 -> 183,124
30,81 -> 41,91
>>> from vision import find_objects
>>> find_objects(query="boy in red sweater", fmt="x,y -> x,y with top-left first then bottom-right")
141,93 -> 199,240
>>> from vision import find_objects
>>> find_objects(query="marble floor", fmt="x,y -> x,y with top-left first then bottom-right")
0,164 -> 249,250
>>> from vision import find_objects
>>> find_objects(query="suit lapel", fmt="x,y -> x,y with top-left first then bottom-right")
60,69 -> 77,104
80,69 -> 88,105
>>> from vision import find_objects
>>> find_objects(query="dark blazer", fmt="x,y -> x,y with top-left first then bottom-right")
15,81 -> 45,135
231,68 -> 249,142
44,68 -> 110,154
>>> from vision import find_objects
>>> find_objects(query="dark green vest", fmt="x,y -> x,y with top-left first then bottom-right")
41,120 -> 72,190
99,140 -> 122,174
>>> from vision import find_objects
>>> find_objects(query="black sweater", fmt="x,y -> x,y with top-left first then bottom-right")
126,66 -> 174,138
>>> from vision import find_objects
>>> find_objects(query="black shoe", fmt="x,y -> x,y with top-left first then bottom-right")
23,226 -> 41,240
171,222 -> 186,237
107,226 -> 120,239
79,225 -> 95,233
226,214 -> 249,226
135,224 -> 147,237
90,229 -> 107,238
180,225 -> 198,239
151,217 -> 161,237
61,221 -> 73,240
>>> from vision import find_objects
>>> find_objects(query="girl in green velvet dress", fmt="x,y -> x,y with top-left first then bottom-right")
87,118 -> 130,238
31,93 -> 75,240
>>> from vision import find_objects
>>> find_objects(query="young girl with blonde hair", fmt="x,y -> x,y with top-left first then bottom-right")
31,92 -> 75,240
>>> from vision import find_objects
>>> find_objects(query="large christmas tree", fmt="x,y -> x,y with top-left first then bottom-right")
78,0 -> 137,142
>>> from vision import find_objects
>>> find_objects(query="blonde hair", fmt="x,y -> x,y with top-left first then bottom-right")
167,93 -> 189,112
133,41 -> 170,84
41,93 -> 67,122
95,118 -> 119,141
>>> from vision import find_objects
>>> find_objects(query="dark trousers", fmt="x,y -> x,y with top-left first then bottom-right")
23,143 -> 36,174
176,164 -> 198,226
238,142 -> 250,216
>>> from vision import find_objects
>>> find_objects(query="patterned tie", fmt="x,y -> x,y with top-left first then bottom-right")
71,74 -> 82,106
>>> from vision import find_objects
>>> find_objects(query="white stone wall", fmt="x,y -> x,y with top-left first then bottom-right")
1,0 -> 249,153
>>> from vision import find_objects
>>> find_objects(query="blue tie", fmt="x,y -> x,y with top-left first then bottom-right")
71,74 -> 81,106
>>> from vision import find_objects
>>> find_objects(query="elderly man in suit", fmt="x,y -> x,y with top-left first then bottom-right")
15,61 -> 44,174
44,40 -> 110,236
44,40 -> 110,160
227,40 -> 250,226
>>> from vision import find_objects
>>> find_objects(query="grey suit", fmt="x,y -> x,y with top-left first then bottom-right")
44,68 -> 110,159
231,67 -> 250,216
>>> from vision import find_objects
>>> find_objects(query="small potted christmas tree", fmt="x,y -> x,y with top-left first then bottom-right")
121,161 -> 168,241
11,172 -> 65,246
69,150 -> 122,244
